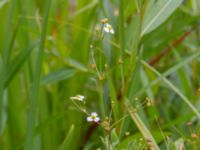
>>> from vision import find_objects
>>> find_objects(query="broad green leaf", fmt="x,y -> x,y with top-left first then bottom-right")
41,68 -> 76,85
142,0 -> 183,35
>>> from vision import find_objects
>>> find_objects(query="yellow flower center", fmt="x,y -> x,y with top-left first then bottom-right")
91,115 -> 96,119
108,25 -> 112,30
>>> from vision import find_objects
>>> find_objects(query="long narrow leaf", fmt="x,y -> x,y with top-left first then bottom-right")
59,125 -> 75,150
0,0 -> 15,134
41,68 -> 76,85
142,0 -> 183,35
141,60 -> 200,119
24,0 -> 51,149
126,100 -> 160,150
5,43 -> 37,87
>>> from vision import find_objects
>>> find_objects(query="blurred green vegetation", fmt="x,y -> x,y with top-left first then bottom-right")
0,0 -> 200,149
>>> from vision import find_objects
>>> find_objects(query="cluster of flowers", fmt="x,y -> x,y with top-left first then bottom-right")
101,18 -> 115,34
70,95 -> 100,123
70,18 -> 114,123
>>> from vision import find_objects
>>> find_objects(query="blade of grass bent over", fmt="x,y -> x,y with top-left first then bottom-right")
24,0 -> 51,149
136,51 -> 200,97
141,60 -> 200,120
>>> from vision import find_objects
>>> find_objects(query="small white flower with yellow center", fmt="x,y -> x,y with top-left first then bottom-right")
104,23 -> 115,34
87,112 -> 100,122
70,95 -> 85,101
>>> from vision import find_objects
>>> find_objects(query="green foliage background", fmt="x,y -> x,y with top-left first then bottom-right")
0,0 -> 200,149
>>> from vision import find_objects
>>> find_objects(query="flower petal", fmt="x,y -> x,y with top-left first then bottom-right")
94,117 -> 100,122
91,112 -> 98,117
104,27 -> 109,33
110,29 -> 115,34
87,116 -> 93,122
78,95 -> 84,101
105,23 -> 110,28
70,95 -> 85,101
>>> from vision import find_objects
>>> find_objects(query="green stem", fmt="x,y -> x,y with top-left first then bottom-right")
134,0 -> 140,13
107,73 -> 119,121
106,132 -> 111,150
119,0 -> 125,91
99,82 -> 105,118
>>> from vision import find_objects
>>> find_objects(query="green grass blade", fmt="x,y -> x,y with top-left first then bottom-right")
24,0 -> 51,149
66,58 -> 88,72
142,0 -> 183,35
59,124 -> 74,150
73,0 -> 98,17
141,60 -> 200,119
41,68 -> 76,85
140,67 -> 154,100
135,51 -> 200,97
119,0 -> 125,90
4,43 -> 37,87
126,100 -> 160,150
106,73 -> 119,121
0,0 -> 15,134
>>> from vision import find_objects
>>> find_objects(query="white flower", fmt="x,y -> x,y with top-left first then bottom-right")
104,23 -> 114,34
70,95 -> 85,101
87,112 -> 100,122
